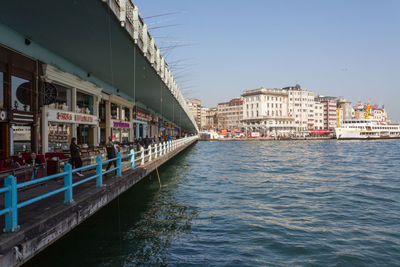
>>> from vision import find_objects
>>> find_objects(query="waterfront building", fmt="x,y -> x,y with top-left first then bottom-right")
282,85 -> 315,134
0,44 -> 41,157
313,102 -> 325,130
0,0 -> 198,158
354,103 -> 387,122
241,88 -> 295,136
336,98 -> 353,127
41,64 -> 101,153
205,107 -> 218,130
186,99 -> 204,129
200,107 -> 207,130
314,95 -> 338,131
217,98 -> 243,131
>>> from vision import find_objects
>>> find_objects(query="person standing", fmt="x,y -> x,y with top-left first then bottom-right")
70,137 -> 84,177
106,136 -> 117,174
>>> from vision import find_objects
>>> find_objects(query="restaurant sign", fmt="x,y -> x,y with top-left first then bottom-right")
112,121 -> 130,128
47,109 -> 97,125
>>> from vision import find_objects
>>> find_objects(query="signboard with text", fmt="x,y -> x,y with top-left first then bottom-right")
47,109 -> 98,125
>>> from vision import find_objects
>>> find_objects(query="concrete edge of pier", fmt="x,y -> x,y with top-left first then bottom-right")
0,139 -> 197,267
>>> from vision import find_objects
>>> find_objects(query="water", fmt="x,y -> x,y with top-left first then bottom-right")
26,140 -> 400,266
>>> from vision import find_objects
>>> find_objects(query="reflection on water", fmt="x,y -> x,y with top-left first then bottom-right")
26,140 -> 400,266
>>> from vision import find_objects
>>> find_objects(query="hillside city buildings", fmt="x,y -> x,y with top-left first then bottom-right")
193,84 -> 392,137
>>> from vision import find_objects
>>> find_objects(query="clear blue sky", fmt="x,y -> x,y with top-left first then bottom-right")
135,0 -> 400,121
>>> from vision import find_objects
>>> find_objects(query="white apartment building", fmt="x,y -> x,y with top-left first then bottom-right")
282,85 -> 315,133
314,102 -> 324,130
242,88 -> 295,136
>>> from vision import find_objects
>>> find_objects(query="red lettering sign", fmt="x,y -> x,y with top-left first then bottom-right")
75,114 -> 93,123
58,112 -> 73,121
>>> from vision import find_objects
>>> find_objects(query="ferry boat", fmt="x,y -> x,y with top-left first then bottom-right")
334,119 -> 400,139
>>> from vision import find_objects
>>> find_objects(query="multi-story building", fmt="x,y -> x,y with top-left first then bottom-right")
313,102 -> 325,130
217,98 -> 243,130
282,85 -> 315,133
354,103 -> 387,122
200,107 -> 207,130
205,107 -> 217,129
314,95 -> 338,130
186,99 -> 203,129
336,98 -> 353,127
242,88 -> 295,136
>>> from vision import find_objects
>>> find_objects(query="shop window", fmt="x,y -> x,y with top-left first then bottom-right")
13,124 -> 31,153
0,72 -> 3,109
48,84 -> 71,111
111,103 -> 119,120
11,76 -> 32,112
48,122 -> 71,152
99,100 -> 106,123
76,91 -> 93,114
77,125 -> 93,147
122,106 -> 130,121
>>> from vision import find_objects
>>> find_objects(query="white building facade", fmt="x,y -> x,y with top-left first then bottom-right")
242,88 -> 295,136
283,85 -> 315,134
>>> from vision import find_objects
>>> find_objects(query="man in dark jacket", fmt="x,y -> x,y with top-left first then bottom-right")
26,152 -> 43,179
70,137 -> 84,177
106,136 -> 117,175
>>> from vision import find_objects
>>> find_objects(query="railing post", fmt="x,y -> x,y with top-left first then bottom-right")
154,144 -> 158,159
96,156 -> 102,187
163,142 -> 166,154
141,147 -> 145,165
64,163 -> 73,204
117,152 -> 122,177
158,143 -> 162,157
4,175 -> 19,232
148,146 -> 152,161
167,141 -> 170,152
130,149 -> 135,170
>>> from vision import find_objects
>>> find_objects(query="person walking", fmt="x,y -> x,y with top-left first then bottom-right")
70,137 -> 84,177
106,136 -> 117,175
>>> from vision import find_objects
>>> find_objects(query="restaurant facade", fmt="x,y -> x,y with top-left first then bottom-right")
0,44 -> 40,158
41,64 -> 101,153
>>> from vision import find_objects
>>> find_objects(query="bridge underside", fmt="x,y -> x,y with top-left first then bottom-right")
0,0 -> 196,132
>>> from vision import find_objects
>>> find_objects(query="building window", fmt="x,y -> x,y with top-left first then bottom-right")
111,103 -> 119,120
11,76 -> 32,112
48,84 -> 71,111
122,106 -> 130,121
76,91 -> 93,114
99,100 -> 106,123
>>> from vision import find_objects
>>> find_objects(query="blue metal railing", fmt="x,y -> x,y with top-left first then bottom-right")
0,137 -> 197,232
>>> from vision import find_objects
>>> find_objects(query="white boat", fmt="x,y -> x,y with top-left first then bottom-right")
334,119 -> 400,139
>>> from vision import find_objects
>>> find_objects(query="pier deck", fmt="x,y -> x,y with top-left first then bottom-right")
0,138 -> 197,266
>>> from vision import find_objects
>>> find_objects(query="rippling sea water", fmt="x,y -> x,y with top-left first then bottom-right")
26,140 -> 400,266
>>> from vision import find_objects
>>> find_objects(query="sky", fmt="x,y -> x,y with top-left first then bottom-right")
134,0 -> 400,121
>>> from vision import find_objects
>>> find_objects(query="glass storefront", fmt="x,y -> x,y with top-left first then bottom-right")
77,124 -> 94,147
48,122 -> 71,152
48,84 -> 71,111
11,76 -> 32,112
76,91 -> 93,114
13,124 -> 31,153
112,128 -> 120,142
